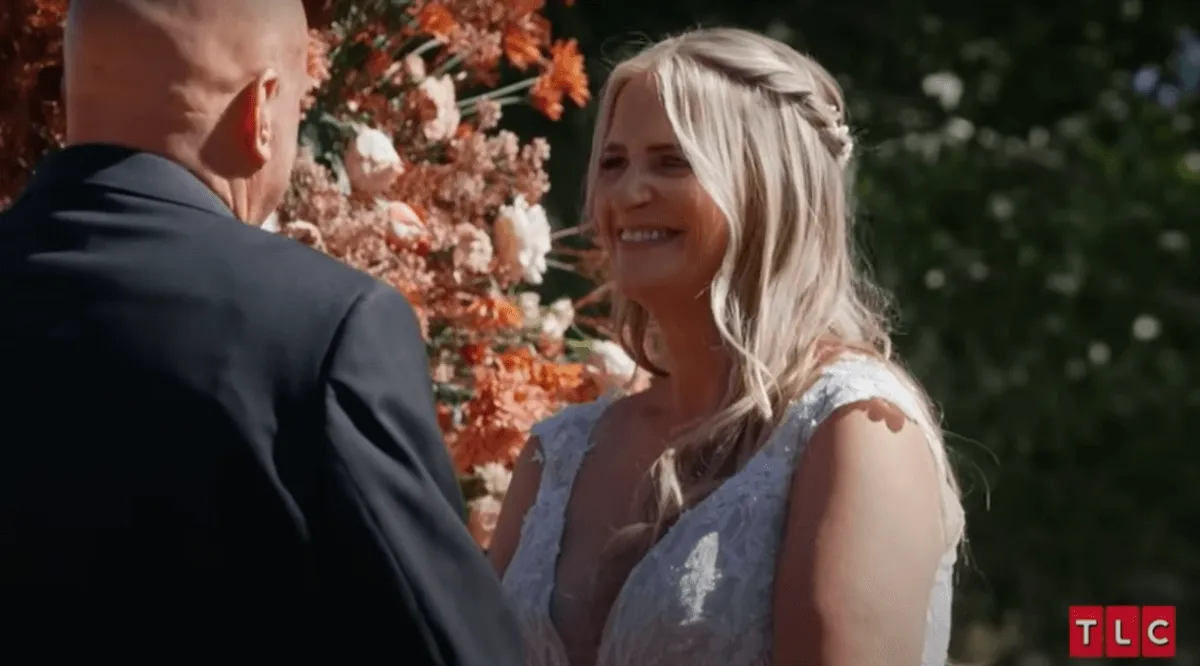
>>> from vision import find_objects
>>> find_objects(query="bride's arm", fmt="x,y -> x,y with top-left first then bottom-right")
772,399 -> 946,666
487,436 -> 545,577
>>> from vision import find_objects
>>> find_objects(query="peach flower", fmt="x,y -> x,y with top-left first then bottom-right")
452,223 -> 494,274
467,495 -> 503,550
386,200 -> 424,240
418,75 -> 461,142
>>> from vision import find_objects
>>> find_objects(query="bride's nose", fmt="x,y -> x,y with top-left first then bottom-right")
613,167 -> 653,210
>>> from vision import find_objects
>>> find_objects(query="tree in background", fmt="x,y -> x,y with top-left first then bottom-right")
0,0 -> 643,549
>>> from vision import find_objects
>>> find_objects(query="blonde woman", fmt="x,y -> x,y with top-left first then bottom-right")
489,28 -> 965,666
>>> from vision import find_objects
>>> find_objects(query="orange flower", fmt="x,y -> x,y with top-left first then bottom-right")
461,342 -> 490,365
453,424 -> 527,471
509,0 -> 546,17
436,403 -> 455,431
364,50 -> 392,79
530,39 -> 590,120
463,295 -> 524,331
413,2 -> 458,40
28,0 -> 67,28
502,23 -> 543,71
450,367 -> 554,472
531,360 -> 585,392
495,346 -> 537,373
494,298 -> 524,328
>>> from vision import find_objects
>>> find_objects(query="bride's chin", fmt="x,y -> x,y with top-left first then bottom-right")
612,281 -> 676,309
612,266 -> 690,294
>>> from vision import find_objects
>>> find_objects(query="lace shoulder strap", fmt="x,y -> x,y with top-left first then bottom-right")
792,355 -> 964,547
502,396 -> 615,608
802,355 -> 932,433
528,394 -> 614,480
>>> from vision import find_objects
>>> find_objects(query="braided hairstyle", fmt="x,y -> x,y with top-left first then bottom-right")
584,28 -> 965,552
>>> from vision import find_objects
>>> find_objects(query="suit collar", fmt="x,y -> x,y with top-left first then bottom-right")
24,143 -> 235,219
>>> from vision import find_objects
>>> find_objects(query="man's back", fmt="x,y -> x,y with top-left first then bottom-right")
0,145 -> 521,662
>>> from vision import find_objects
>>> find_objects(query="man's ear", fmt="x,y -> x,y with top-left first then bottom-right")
241,69 -> 281,168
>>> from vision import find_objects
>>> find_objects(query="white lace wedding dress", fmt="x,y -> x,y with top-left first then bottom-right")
501,356 -> 958,666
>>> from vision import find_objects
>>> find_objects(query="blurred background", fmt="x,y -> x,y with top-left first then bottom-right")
499,1 -> 1199,663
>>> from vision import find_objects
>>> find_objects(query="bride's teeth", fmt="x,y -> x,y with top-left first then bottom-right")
619,229 -> 671,242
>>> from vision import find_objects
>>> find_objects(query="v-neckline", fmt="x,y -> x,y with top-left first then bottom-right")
541,394 -> 794,663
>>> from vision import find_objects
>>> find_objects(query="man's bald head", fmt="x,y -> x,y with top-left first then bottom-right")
64,0 -> 310,224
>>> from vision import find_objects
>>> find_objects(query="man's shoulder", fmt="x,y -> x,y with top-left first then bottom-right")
162,212 -> 406,387
183,210 -> 380,308
125,205 -> 394,362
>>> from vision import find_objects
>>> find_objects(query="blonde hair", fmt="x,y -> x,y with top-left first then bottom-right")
584,28 -> 965,549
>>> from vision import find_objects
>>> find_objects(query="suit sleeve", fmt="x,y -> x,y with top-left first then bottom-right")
309,283 -> 524,665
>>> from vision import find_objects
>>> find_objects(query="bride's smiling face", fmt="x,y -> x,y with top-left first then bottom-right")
591,74 -> 729,304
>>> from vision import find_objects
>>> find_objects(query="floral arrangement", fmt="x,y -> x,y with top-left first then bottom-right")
0,0 -> 648,549
0,0 -> 68,204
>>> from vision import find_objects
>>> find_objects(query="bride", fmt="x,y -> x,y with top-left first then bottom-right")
488,27 -> 966,666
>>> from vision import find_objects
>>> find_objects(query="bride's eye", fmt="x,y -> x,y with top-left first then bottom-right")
598,156 -> 626,170
660,154 -> 691,171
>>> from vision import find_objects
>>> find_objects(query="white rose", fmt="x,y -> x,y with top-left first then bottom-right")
539,298 -> 574,340
418,75 -> 461,142
516,292 -> 542,326
493,195 -> 552,285
584,340 -> 638,391
344,126 -> 403,195
473,462 -> 512,499
403,53 -> 427,82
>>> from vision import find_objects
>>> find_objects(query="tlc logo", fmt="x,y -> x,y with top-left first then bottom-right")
1069,606 -> 1176,658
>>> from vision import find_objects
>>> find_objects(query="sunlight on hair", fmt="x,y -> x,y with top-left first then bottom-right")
584,27 -> 965,550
